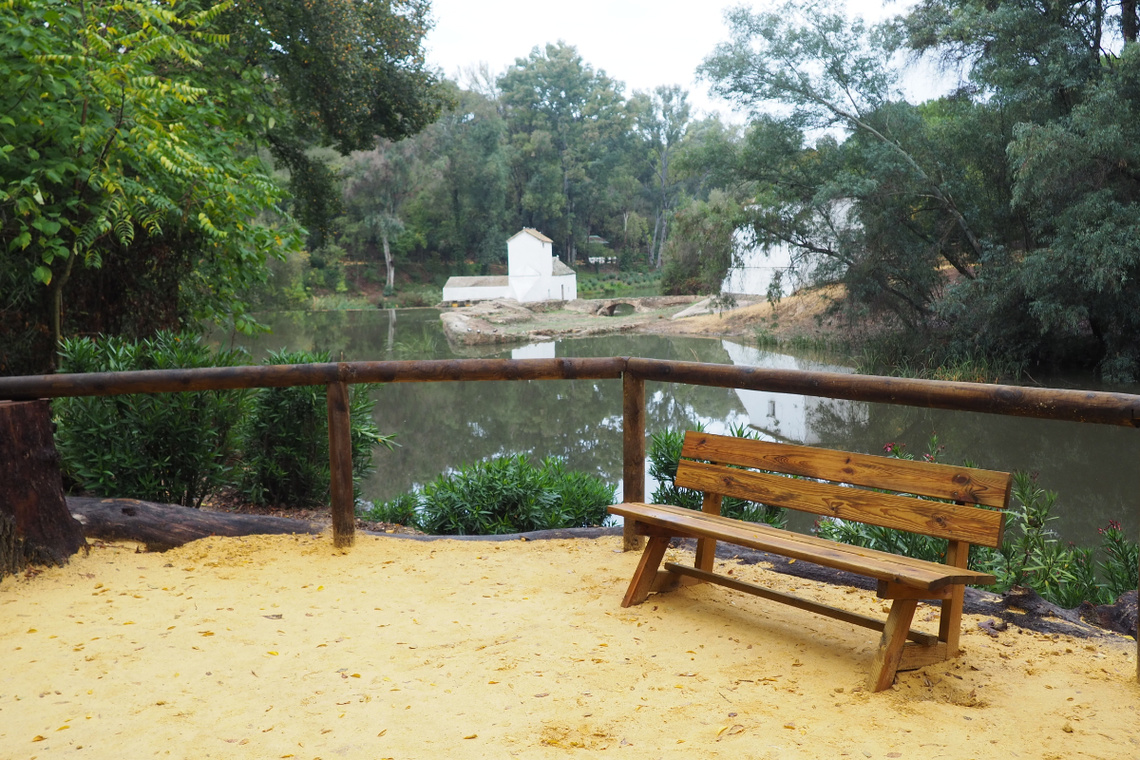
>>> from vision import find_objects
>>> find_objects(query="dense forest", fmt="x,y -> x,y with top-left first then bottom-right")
2,0 -> 1139,381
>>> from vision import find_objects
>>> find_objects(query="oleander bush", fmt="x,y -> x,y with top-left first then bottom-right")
54,332 -> 249,507
238,349 -> 390,507
364,455 -> 615,535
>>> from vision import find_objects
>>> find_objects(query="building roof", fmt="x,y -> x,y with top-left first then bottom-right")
443,276 -> 509,288
509,227 -> 554,244
552,259 -> 576,276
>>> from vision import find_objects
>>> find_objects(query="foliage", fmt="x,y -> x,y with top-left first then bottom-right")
364,455 -> 616,535
648,425 -> 786,527
854,332 -> 1026,383
660,191 -> 746,295
53,332 -> 248,508
695,0 -> 1140,381
0,0 -> 445,376
0,0 -> 304,374
238,349 -> 388,507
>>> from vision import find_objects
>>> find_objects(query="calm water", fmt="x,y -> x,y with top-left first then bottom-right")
213,308 -> 1139,547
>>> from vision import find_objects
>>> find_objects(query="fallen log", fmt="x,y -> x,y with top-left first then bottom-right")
67,497 -> 322,552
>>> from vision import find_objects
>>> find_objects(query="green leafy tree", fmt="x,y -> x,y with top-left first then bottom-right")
631,85 -> 693,268
0,0 -> 301,374
0,0 -> 444,376
498,42 -> 630,265
340,139 -> 418,291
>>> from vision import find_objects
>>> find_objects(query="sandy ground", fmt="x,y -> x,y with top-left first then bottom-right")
2,533 -> 1137,760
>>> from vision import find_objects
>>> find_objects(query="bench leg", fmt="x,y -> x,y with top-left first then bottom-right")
938,541 -> 970,657
867,598 -> 918,692
621,535 -> 670,607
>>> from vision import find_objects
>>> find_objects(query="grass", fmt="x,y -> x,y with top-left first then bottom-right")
577,271 -> 662,300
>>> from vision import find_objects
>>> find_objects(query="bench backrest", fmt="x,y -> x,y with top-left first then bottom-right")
675,431 -> 1010,548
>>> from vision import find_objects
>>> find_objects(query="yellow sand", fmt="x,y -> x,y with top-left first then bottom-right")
1,533 -> 1137,759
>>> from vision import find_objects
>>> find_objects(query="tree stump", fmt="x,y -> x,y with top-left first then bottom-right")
0,400 -> 86,578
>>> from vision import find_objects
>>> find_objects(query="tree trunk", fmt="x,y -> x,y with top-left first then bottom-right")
382,230 -> 395,290
0,400 -> 86,578
67,497 -> 322,552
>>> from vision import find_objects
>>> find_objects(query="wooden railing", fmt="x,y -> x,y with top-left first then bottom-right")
2,357 -> 1138,677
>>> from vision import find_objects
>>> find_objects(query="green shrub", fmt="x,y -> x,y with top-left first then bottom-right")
54,332 -> 249,507
238,349 -> 388,507
364,455 -> 615,535
648,424 -> 786,528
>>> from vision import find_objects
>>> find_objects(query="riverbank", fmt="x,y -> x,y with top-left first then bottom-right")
438,286 -> 853,347
2,531 -> 1135,758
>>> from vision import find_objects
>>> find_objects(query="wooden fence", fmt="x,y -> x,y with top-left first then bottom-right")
1,357 -> 1138,677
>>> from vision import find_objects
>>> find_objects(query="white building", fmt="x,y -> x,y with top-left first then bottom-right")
721,230 -> 803,300
442,228 -> 577,304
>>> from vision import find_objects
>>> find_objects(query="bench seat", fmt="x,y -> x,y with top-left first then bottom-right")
610,501 -> 997,592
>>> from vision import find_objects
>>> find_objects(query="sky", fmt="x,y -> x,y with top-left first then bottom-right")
423,0 -> 934,119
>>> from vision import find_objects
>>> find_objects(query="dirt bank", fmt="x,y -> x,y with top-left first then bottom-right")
2,532 -> 1136,759
439,287 -> 851,347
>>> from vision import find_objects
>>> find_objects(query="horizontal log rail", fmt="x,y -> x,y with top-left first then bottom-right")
624,358 -> 1140,428
0,357 -> 629,399
2,355 -> 1138,679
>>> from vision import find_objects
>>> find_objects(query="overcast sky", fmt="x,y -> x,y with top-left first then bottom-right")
423,0 -> 932,118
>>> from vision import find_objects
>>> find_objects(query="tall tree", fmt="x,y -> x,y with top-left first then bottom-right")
341,140 -> 418,291
700,1 -> 986,281
632,85 -> 693,269
0,0 -> 444,375
498,42 -> 628,265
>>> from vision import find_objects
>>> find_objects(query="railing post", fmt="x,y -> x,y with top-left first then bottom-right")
326,381 -> 355,549
622,370 -> 645,552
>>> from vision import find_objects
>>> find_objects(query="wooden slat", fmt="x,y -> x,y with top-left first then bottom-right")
682,431 -> 1012,508
609,502 -> 997,589
663,563 -> 939,646
674,462 -> 1005,547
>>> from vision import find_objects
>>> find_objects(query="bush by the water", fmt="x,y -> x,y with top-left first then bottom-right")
53,337 -> 387,509
238,349 -> 389,507
364,455 -> 615,535
54,332 -> 249,508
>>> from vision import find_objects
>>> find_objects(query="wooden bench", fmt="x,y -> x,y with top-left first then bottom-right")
609,431 -> 1011,692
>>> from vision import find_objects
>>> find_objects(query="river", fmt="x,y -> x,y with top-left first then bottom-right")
213,308 -> 1139,547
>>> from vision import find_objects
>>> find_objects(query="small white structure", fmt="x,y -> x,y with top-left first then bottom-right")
442,228 -> 577,304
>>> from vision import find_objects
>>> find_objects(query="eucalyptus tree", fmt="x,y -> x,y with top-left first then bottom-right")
340,139 -> 419,291
497,42 -> 630,264
632,85 -> 693,268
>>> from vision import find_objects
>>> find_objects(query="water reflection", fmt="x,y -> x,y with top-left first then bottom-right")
214,309 -> 1138,546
